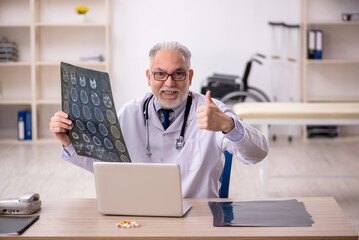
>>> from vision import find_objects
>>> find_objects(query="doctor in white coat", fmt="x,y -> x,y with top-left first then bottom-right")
50,41 -> 268,198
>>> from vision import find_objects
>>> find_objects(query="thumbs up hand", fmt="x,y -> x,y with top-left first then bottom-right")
197,91 -> 235,133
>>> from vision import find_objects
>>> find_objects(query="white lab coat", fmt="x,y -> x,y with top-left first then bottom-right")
62,92 -> 268,198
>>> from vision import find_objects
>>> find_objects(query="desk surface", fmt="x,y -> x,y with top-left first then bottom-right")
10,197 -> 357,240
233,102 -> 359,119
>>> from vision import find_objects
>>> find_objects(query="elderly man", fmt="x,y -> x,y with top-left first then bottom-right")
50,41 -> 268,198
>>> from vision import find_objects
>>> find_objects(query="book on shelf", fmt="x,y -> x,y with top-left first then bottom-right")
307,30 -> 315,59
17,111 -> 32,140
314,30 -> 323,60
0,37 -> 18,62
307,29 -> 323,60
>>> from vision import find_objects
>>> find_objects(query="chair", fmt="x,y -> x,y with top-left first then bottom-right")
218,151 -> 233,198
219,54 -> 270,104
201,53 -> 271,104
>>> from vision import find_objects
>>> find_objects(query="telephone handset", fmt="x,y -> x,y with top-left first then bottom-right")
0,192 -> 42,215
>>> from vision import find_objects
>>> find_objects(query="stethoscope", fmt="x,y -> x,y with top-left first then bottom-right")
143,92 -> 193,158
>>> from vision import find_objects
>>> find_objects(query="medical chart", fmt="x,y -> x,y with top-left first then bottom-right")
60,62 -> 131,162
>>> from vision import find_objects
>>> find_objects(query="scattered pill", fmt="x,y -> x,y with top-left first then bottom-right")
116,221 -> 140,228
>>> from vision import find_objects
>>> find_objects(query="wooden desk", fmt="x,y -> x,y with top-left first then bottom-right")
7,197 -> 358,240
233,102 -> 359,197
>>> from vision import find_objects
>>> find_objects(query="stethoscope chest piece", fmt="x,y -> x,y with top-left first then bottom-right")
175,136 -> 185,149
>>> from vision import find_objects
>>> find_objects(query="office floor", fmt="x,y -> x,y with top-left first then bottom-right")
0,136 -> 358,234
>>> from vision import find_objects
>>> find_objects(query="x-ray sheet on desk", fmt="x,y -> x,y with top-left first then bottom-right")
61,62 -> 131,162
209,199 -> 313,227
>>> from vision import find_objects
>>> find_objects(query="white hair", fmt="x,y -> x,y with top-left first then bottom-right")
149,41 -> 191,69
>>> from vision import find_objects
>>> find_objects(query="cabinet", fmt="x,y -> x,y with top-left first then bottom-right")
0,0 -> 111,141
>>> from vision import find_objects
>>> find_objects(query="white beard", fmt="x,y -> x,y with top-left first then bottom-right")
151,85 -> 189,109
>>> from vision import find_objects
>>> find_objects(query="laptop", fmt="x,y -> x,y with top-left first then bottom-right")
93,162 -> 192,217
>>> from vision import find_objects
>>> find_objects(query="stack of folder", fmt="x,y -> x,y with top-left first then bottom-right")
0,37 -> 18,62
307,30 -> 323,60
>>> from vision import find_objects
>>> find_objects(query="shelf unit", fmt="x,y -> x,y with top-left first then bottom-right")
300,0 -> 359,136
301,0 -> 359,102
0,0 -> 111,141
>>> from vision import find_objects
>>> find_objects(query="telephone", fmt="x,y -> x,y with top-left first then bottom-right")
0,192 -> 41,215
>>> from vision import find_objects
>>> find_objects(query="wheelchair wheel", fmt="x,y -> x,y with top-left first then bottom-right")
220,91 -> 264,104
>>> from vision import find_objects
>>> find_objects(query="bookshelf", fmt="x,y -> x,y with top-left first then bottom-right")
301,0 -> 359,102
301,0 -> 359,137
0,0 -> 111,141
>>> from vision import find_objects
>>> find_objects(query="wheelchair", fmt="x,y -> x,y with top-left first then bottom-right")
201,53 -> 280,141
201,53 -> 270,105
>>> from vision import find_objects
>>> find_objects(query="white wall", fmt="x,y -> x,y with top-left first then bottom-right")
111,0 -> 301,136
111,0 -> 301,105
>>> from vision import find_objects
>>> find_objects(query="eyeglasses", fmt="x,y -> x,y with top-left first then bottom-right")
151,71 -> 187,81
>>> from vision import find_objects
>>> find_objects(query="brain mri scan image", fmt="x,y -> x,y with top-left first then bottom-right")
61,62 -> 131,162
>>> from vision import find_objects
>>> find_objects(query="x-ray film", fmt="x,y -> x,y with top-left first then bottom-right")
61,62 -> 131,162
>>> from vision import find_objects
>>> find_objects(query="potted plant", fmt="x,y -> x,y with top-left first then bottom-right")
75,6 -> 89,23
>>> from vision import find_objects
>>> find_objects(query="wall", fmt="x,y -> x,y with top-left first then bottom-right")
110,0 -> 301,137
111,0 -> 301,106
